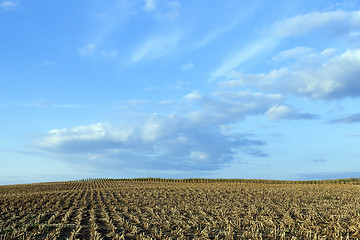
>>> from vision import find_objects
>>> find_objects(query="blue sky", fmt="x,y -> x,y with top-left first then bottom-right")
1,0 -> 360,184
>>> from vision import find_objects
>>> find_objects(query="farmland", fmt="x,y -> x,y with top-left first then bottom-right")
1,179 -> 360,239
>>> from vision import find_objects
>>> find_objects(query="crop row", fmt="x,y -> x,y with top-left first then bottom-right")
77,177 -> 360,184
1,181 -> 360,239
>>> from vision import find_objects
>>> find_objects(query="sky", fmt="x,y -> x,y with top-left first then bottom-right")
1,0 -> 360,184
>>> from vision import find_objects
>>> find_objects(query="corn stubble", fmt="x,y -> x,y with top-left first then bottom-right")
1,180 -> 360,239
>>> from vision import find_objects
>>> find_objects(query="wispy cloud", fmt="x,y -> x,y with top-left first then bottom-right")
183,90 -> 203,101
347,134 -> 360,137
331,113 -> 360,123
190,6 -> 257,51
143,0 -> 156,12
266,105 -> 316,121
312,158 -> 327,163
273,10 -> 360,38
271,47 -> 314,62
31,98 -> 89,109
131,33 -> 182,63
209,37 -> 275,81
210,10 -> 360,81
39,61 -> 56,66
78,44 -> 96,57
181,62 -> 194,70
164,1 -> 181,19
190,30 -> 223,50
0,1 -> 18,11
142,0 -> 180,19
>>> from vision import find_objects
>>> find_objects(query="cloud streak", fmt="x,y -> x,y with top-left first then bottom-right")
211,10 -> 360,81
131,33 -> 182,63
266,105 -> 316,121
331,113 -> 360,123
273,10 -> 360,37
0,1 -> 18,11
209,37 -> 275,81
181,62 -> 194,70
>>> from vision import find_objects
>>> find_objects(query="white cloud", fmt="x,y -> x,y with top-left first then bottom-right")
348,30 -> 360,43
141,115 -> 166,142
181,62 -> 194,70
218,67 -> 289,89
35,115 -> 266,171
271,47 -> 314,62
78,46 -> 117,58
54,104 -> 89,109
131,34 -> 181,63
184,90 -> 203,100
78,44 -> 96,57
36,88 -> 304,171
142,0 -> 180,20
0,1 -> 17,11
321,48 -> 336,57
127,99 -> 150,106
184,90 -> 288,126
294,49 -> 360,99
191,30 -> 223,50
37,123 -> 134,151
222,49 -> 360,100
273,10 -> 360,37
210,10 -> 360,81
209,37 -> 275,81
190,15 -> 251,50
189,151 -> 208,162
266,105 -> 294,121
265,105 -> 314,121
34,65 -> 319,173
143,0 -> 156,12
30,98 -> 88,109
158,100 -> 173,105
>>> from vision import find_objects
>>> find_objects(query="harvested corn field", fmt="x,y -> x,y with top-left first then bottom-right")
1,179 -> 360,239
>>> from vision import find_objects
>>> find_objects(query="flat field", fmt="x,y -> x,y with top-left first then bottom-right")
1,180 -> 360,239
